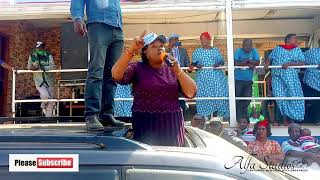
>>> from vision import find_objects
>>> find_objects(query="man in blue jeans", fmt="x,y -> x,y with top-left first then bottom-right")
71,0 -> 125,130
234,39 -> 260,120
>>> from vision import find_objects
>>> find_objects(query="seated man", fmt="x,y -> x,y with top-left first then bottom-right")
206,117 -> 247,151
191,114 -> 207,130
235,117 -> 256,144
289,128 -> 320,155
282,123 -> 320,166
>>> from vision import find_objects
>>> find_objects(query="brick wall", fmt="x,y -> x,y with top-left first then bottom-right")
0,21 -> 71,116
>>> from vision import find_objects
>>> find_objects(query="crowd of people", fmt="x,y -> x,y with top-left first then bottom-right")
192,115 -> 320,166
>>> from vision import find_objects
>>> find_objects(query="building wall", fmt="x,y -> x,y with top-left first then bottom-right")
0,21 -> 71,116
0,20 -> 307,117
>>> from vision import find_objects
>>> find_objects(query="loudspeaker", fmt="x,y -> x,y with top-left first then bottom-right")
61,22 -> 88,80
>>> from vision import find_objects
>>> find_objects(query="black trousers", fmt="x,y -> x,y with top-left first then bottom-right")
235,80 -> 253,119
303,84 -> 320,123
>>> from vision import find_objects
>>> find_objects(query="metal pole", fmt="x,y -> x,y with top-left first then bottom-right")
11,69 -> 16,119
12,96 -> 320,103
226,0 -> 237,127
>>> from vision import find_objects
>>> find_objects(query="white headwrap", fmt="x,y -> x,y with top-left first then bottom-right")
36,41 -> 43,48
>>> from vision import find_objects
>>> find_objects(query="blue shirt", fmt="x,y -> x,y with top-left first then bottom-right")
0,58 -> 4,65
70,0 -> 123,29
234,48 -> 260,81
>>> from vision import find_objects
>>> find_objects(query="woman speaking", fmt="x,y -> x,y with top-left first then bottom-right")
112,31 -> 197,146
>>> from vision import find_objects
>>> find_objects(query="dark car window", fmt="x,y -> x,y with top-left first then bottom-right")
0,167 -> 120,180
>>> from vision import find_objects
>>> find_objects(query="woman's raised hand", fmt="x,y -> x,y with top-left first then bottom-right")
130,30 -> 146,55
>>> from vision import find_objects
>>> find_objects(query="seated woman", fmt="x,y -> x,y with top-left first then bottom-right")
248,119 -> 284,164
112,31 -> 197,146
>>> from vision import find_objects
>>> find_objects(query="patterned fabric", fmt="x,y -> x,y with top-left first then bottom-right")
27,49 -> 55,87
114,84 -> 133,117
248,140 -> 283,158
268,46 -> 305,121
192,48 -> 229,118
304,48 -> 320,92
296,136 -> 320,151
112,127 -> 129,137
282,140 -> 303,154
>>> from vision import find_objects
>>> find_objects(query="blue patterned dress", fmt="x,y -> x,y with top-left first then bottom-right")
114,84 -> 133,117
303,48 -> 320,92
268,46 -> 305,121
192,48 -> 229,118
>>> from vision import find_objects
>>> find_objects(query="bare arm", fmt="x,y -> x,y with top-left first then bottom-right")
234,60 -> 249,66
172,63 -> 197,98
282,61 -> 305,69
249,60 -> 260,66
112,50 -> 133,81
286,150 -> 317,159
112,31 -> 146,81
1,62 -> 13,71
264,58 -> 270,69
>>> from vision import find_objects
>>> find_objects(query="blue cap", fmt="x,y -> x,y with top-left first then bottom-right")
168,34 -> 180,41
143,33 -> 167,46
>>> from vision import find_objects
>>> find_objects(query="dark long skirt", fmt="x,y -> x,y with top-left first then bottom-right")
132,111 -> 185,147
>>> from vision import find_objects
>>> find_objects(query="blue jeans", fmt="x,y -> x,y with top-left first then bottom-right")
85,23 -> 124,118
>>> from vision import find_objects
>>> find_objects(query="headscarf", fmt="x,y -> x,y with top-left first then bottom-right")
200,32 -> 212,40
256,119 -> 269,128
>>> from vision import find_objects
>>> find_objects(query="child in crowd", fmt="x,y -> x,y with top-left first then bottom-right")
236,117 -> 256,144
289,128 -> 320,154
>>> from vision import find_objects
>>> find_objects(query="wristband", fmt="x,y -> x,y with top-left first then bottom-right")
125,48 -> 135,58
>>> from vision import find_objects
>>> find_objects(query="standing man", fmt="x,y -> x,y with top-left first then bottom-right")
167,34 -> 190,117
282,123 -> 320,165
71,0 -> 125,130
167,34 -> 190,68
234,39 -> 260,119
27,42 -> 55,117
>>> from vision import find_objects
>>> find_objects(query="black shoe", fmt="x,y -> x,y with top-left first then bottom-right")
85,115 -> 104,131
100,114 -> 125,127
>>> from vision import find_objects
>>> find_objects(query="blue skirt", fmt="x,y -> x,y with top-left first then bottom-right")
132,111 -> 185,147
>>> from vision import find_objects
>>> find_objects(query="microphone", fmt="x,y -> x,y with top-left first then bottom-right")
160,52 -> 174,67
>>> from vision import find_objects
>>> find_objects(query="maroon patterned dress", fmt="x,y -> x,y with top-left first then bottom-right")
116,61 -> 185,146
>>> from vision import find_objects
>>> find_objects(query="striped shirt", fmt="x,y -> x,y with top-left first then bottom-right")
239,128 -> 256,143
296,136 -> 320,151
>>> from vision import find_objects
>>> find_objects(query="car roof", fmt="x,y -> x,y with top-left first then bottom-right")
0,123 -> 296,180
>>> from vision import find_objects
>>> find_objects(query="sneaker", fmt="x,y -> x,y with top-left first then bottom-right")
85,115 -> 104,131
